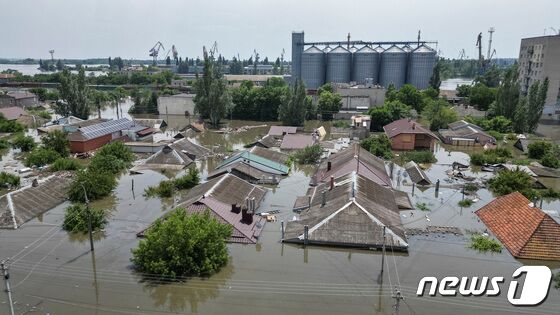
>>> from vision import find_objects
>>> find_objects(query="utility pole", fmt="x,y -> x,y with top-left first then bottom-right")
1,260 -> 15,315
392,288 -> 404,314
380,226 -> 386,274
82,185 -> 94,251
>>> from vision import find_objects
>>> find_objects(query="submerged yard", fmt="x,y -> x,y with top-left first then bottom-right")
1,104 -> 560,314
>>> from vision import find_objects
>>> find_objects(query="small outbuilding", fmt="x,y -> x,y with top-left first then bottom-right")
439,120 -> 496,146
383,119 -> 438,151
404,161 -> 431,185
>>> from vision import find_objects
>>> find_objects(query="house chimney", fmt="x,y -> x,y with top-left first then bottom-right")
250,197 -> 256,213
327,161 -> 332,172
245,197 -> 250,212
321,190 -> 327,207
231,203 -> 240,214
330,176 -> 334,190
412,123 -> 416,130
241,207 -> 253,224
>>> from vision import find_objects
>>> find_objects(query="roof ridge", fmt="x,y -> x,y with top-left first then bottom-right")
517,211 -> 550,255
198,198 -> 257,241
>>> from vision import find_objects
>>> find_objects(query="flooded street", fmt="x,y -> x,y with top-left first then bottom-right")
1,104 -> 560,314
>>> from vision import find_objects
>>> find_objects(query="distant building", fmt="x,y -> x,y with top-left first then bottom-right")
476,192 -> 560,261
280,134 -> 316,150
334,84 -> 386,110
157,93 -> 196,116
384,119 -> 438,150
0,106 -> 26,121
243,64 -> 275,75
0,91 -> 38,108
438,120 -> 496,146
351,114 -> 371,129
518,34 -> 560,115
67,118 -> 135,153
224,74 -> 284,87
0,73 -> 16,83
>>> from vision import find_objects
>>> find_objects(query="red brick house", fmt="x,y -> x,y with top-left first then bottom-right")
476,192 -> 560,261
68,118 -> 135,153
383,119 -> 438,151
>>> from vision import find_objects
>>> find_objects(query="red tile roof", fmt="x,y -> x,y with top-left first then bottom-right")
475,192 -> 560,261
383,119 -> 438,139
0,106 -> 26,120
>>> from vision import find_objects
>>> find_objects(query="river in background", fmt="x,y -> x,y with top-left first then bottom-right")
440,78 -> 474,90
0,63 -> 106,77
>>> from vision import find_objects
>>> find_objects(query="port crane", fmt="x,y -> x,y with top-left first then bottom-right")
476,28 -> 496,74
149,41 -> 165,65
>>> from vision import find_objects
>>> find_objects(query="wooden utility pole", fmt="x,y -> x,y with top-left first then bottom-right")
1,260 -> 15,315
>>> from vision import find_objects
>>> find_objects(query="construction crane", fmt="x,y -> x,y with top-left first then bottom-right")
149,41 -> 165,65
551,27 -> 560,35
49,50 -> 55,62
487,27 -> 495,60
458,49 -> 466,60
209,41 -> 218,59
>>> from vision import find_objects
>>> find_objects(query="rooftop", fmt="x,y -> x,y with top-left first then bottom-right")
383,119 -> 438,139
0,106 -> 26,120
249,146 -> 289,165
169,138 -> 211,159
218,150 -> 289,175
280,134 -> 315,150
268,126 -> 298,136
144,145 -> 194,167
2,91 -> 36,100
67,118 -> 135,141
475,192 -> 560,261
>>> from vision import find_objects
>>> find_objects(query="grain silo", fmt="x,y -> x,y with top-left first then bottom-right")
326,46 -> 351,83
352,45 -> 380,84
379,45 -> 407,89
301,46 -> 325,89
407,44 -> 437,90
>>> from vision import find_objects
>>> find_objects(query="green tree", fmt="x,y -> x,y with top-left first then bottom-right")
477,65 -> 502,88
62,203 -> 108,233
527,140 -> 554,159
488,168 -> 537,200
429,59 -> 442,90
41,130 -> 70,157
526,78 -> 549,133
513,97 -> 528,133
423,99 -> 458,131
456,84 -> 471,97
278,80 -> 306,126
193,49 -> 231,128
131,209 -> 232,278
367,100 -> 411,131
360,134 -> 393,159
541,152 -> 560,169
293,144 -> 323,164
396,84 -> 425,112
11,135 -> 36,152
57,68 -> 90,119
56,59 -> 64,71
317,91 -> 342,120
468,83 -> 496,110
490,65 -> 519,119
24,148 -> 61,167
385,83 -> 397,101
68,169 -> 117,202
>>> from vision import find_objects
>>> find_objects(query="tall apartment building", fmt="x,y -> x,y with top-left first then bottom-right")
518,35 -> 560,113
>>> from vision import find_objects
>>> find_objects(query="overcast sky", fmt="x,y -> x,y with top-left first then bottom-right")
2,0 -> 559,60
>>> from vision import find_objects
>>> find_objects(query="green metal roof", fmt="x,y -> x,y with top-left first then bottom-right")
218,151 -> 289,174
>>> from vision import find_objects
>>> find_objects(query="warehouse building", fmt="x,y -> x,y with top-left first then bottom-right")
67,118 -> 136,153
0,91 -> 38,108
157,93 -> 196,116
291,32 -> 437,90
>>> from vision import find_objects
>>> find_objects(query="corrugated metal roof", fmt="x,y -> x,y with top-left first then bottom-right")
383,119 -> 438,139
304,46 -> 325,54
413,44 -> 435,53
79,118 -> 135,140
383,45 -> 405,53
355,46 -> 376,53
218,151 -> 289,174
249,146 -> 289,164
373,46 -> 385,53
328,46 -> 350,54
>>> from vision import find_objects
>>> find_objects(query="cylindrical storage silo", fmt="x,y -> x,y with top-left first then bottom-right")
352,45 -> 380,85
326,46 -> 351,83
301,46 -> 325,89
408,45 -> 437,90
379,45 -> 407,89
323,46 -> 332,53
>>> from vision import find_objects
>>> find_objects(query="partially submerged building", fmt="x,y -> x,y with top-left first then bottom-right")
208,150 -> 289,183
476,192 -> 560,261
404,161 -> 431,185
245,134 -> 280,148
139,174 -> 267,244
438,120 -> 496,146
384,119 -> 438,150
312,144 -> 391,187
268,126 -> 298,136
284,172 -> 409,250
248,146 -> 289,165
132,138 -> 210,173
157,93 -> 196,116
280,134 -> 316,150
132,118 -> 168,130
67,118 -> 136,153
513,138 -> 536,153
0,174 -> 73,229
170,138 -> 211,160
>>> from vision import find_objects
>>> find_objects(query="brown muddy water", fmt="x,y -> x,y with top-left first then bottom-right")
1,102 -> 560,314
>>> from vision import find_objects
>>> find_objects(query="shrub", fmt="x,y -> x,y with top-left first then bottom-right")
0,138 -> 9,150
464,183 -> 478,192
11,135 -> 36,152
554,272 -> 560,290
469,148 -> 512,165
458,199 -> 474,207
415,202 -> 430,211
332,120 -> 350,128
131,209 -> 232,278
0,118 -> 25,133
89,154 -> 127,174
173,168 -> 200,190
487,130 -> 503,141
527,140 -> 554,159
488,169 -> 537,200
96,141 -> 134,165
68,169 -> 117,202
540,152 -> 560,169
51,158 -> 83,171
293,144 -> 323,164
539,188 -> 560,200
0,172 -> 20,188
401,150 -> 436,164
24,148 -> 61,167
506,133 -> 517,141
144,180 -> 174,198
40,130 -> 70,157
360,134 -> 393,159
62,203 -> 108,233
469,234 -> 502,253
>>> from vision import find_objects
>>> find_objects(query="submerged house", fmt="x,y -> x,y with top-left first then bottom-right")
476,192 -> 560,261
245,134 -> 280,148
0,174 -> 73,229
312,144 -> 391,187
438,120 -> 496,146
383,119 -> 438,151
169,138 -> 211,160
139,174 -> 267,244
67,118 -> 136,153
132,138 -> 210,173
248,146 -> 289,165
404,161 -> 431,185
284,172 -> 409,250
268,126 -> 298,136
208,149 -> 289,184
280,134 -> 316,150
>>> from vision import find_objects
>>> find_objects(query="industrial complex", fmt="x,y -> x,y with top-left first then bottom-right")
291,32 -> 438,89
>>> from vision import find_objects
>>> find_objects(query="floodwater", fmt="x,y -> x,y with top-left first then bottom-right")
1,110 -> 560,314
